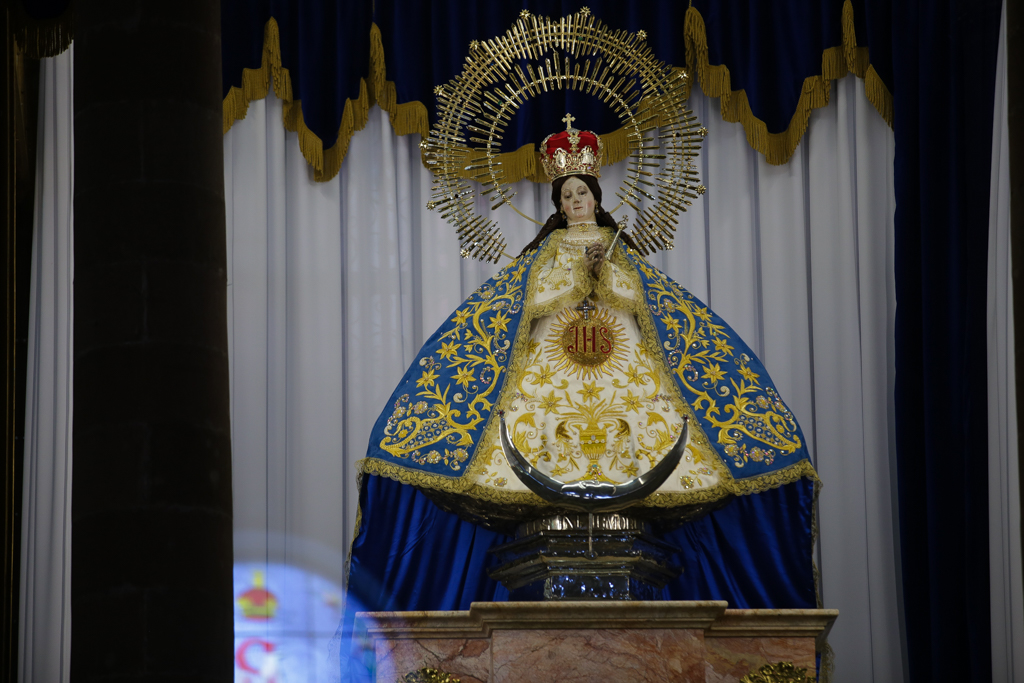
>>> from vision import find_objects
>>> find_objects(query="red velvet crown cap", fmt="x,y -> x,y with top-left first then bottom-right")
538,122 -> 603,181
541,130 -> 600,156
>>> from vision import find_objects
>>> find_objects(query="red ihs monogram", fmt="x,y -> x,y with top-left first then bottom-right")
565,326 -> 613,354
559,299 -> 618,368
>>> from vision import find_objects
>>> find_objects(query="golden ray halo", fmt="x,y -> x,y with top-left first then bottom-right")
421,9 -> 708,262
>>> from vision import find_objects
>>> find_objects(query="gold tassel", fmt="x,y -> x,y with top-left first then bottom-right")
369,24 -> 431,139
369,23 -> 389,107
864,65 -> 894,126
842,0 -> 861,74
841,0 -> 894,127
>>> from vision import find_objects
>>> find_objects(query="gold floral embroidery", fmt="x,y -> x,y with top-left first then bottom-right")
379,256 -> 531,462
631,253 -> 804,467
614,265 -> 634,292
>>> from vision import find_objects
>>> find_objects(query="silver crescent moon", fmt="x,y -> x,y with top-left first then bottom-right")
499,414 -> 690,512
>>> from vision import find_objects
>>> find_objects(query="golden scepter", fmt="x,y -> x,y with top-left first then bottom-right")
607,215 -> 629,257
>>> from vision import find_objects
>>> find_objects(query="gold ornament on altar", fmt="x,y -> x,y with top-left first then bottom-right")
400,669 -> 461,683
421,8 -> 706,261
738,661 -> 815,683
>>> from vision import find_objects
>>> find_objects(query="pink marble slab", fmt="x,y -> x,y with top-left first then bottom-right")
491,628 -> 706,683
359,602 -> 837,683
704,637 -> 816,683
374,638 -> 490,683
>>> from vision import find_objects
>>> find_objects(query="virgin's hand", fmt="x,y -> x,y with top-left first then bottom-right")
585,242 -> 606,277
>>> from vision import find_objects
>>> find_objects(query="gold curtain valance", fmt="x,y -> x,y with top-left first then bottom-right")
222,1 -> 893,183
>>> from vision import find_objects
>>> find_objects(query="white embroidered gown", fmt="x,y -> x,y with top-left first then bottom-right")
471,223 -> 726,500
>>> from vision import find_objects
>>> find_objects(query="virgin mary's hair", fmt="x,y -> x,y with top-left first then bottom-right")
519,174 -> 639,254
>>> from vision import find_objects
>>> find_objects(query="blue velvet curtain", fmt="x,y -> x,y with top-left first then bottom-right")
346,477 -> 816,614
19,0 -> 68,20
890,2 -> 1002,681
13,2 -> 893,146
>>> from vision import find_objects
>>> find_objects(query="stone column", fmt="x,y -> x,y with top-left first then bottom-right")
73,4 -> 233,681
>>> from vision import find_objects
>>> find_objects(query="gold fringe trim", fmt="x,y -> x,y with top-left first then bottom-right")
357,450 -> 818,511
369,23 -> 429,139
222,17 -> 372,182
11,2 -> 73,58
684,0 -> 893,166
863,65 -> 894,125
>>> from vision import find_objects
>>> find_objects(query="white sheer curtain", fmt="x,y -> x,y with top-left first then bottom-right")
18,46 -> 73,683
987,4 -> 1024,679
18,26 -> 1020,683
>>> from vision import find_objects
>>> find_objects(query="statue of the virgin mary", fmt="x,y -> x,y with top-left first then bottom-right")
345,120 -> 820,615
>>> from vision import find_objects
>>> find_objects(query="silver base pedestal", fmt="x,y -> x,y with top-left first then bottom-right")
487,513 -> 681,601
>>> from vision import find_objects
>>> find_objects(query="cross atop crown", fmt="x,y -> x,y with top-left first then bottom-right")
562,113 -> 577,131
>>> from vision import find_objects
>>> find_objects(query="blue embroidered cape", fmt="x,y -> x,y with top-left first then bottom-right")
359,233 -> 818,502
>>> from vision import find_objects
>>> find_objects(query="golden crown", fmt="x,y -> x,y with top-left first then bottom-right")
539,113 -> 603,182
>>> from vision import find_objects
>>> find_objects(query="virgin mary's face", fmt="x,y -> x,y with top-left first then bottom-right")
560,177 -> 595,224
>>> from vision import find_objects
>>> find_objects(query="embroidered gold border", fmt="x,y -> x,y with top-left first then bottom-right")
357,444 -> 818,509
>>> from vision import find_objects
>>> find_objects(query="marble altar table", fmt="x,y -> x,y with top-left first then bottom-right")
355,601 -> 838,682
